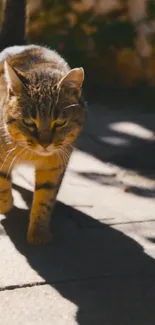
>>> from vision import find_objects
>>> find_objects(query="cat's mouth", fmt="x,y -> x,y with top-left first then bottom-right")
32,144 -> 71,159
25,142 -> 56,156
18,143 -> 55,156
19,142 -> 71,158
34,150 -> 53,156
28,146 -> 54,156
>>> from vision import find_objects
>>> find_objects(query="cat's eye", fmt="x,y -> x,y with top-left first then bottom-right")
55,120 -> 66,128
23,120 -> 36,128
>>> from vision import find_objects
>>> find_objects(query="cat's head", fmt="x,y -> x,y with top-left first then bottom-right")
3,61 -> 85,156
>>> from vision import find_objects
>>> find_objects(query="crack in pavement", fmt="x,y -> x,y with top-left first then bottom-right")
1,272 -> 155,293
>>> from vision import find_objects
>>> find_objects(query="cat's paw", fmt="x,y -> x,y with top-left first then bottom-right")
0,194 -> 13,214
27,224 -> 51,245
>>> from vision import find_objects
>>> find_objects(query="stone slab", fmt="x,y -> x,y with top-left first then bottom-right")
1,278 -> 155,325
1,201 -> 155,288
0,147 -> 155,288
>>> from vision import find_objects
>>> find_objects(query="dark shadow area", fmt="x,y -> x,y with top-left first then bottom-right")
147,237 -> 155,244
75,95 -> 155,198
123,185 -> 155,198
86,85 -> 155,111
1,184 -> 155,325
72,171 -> 155,198
104,139 -> 155,174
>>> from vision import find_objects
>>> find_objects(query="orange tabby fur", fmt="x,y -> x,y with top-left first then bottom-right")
0,7 -> 85,244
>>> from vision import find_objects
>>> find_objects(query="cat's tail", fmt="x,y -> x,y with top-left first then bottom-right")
0,0 -> 27,51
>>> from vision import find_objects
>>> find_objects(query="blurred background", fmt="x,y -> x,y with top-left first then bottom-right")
1,0 -> 155,104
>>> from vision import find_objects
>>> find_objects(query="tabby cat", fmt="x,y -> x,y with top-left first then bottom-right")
0,0 -> 85,244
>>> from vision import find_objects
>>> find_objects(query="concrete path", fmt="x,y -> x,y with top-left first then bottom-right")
1,103 -> 155,324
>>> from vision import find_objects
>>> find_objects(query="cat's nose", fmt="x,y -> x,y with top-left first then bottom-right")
39,131 -> 52,148
41,143 -> 49,149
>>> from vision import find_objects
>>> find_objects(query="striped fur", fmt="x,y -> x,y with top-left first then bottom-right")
0,1 -> 85,244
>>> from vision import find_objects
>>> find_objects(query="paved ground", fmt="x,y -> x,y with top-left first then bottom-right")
1,102 -> 155,324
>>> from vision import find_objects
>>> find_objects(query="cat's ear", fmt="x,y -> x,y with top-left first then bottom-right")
4,61 -> 27,95
58,67 -> 84,91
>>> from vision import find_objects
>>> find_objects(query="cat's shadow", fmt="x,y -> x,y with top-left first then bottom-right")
2,183 -> 155,325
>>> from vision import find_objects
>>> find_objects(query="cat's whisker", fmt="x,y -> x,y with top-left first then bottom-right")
23,148 -> 34,162
55,87 -> 61,107
29,150 -> 34,161
6,147 -> 25,178
8,147 -> 15,154
55,150 -> 63,169
0,147 -> 17,171
58,148 -> 70,167
16,149 -> 27,167
60,148 -> 69,164
54,150 -> 60,167
57,150 -> 65,168
57,150 -> 64,167
18,142 -> 28,148
62,151 -> 68,166
23,147 -> 33,163
62,142 -> 73,151
65,143 -> 73,148
61,148 -> 69,161
63,103 -> 79,110
62,146 -> 71,158
17,146 -> 33,166
22,147 -> 29,160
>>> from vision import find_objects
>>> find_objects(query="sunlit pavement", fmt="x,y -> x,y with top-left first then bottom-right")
1,104 -> 155,325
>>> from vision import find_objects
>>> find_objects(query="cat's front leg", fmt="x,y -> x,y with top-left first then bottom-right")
0,170 -> 13,214
27,168 -> 63,244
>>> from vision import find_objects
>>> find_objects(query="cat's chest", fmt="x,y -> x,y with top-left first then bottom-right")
2,144 -> 60,171
13,149 -> 59,170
